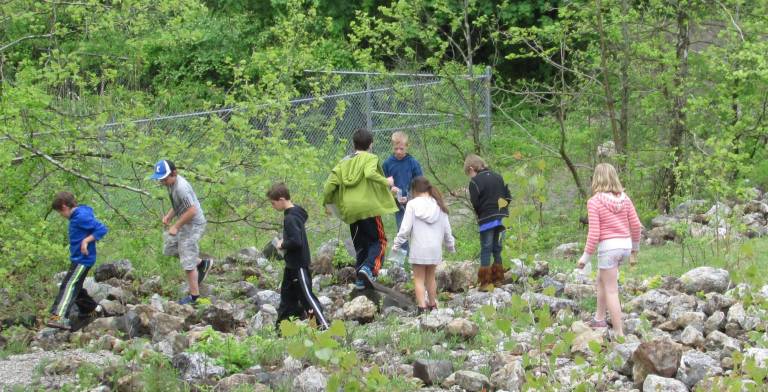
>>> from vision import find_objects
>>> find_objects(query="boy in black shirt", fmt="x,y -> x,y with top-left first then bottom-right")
268,183 -> 329,330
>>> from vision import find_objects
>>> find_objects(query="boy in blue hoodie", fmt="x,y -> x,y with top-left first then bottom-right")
46,192 -> 108,330
382,131 -> 423,252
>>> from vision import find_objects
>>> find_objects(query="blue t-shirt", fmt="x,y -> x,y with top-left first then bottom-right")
382,154 -> 423,197
68,205 -> 108,266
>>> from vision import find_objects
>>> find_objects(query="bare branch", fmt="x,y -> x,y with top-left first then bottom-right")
0,33 -> 54,53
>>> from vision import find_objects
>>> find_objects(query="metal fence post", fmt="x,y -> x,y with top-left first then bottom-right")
483,66 -> 492,138
365,74 -> 373,131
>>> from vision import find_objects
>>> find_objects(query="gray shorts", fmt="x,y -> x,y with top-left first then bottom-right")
597,248 -> 630,270
163,223 -> 206,270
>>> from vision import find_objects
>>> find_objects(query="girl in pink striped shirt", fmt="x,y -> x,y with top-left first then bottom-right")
577,163 -> 642,337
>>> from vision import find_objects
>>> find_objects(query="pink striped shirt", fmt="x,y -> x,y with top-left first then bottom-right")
584,192 -> 642,255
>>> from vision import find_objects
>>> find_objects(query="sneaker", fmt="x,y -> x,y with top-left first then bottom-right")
354,279 -> 366,290
588,318 -> 609,328
178,295 -> 198,305
357,266 -> 375,288
45,315 -> 72,330
197,259 -> 213,285
79,304 -> 104,319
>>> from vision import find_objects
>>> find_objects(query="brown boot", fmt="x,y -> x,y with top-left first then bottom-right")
477,266 -> 494,292
491,264 -> 506,285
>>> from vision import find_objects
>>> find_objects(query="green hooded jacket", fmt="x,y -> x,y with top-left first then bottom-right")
323,151 -> 398,224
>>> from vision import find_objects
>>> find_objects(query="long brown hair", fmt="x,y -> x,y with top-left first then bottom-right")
410,176 -> 449,214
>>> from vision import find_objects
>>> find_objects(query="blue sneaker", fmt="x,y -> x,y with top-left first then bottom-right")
178,295 -> 197,305
357,266 -> 375,288
354,279 -> 366,290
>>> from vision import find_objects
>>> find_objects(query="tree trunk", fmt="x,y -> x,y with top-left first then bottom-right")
594,0 -> 623,157
658,1 -> 690,212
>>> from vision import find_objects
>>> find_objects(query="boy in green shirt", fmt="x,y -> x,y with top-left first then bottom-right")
323,128 -> 398,289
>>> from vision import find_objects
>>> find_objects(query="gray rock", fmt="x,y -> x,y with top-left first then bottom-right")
98,299 -> 126,316
445,318 -> 478,340
680,325 -> 704,347
341,296 -> 376,323
553,242 -> 581,258
248,304 -> 278,334
702,293 -> 735,316
150,313 -> 185,342
490,358 -> 524,391
172,352 -> 226,382
233,281 -> 258,298
571,321 -> 604,355
413,359 -> 453,386
81,278 -> 111,303
705,330 -> 741,355
726,302 -> 746,328
293,366 -> 327,392
643,374 -> 687,392
420,311 -> 454,332
671,311 -> 705,331
335,266 -> 357,285
651,215 -> 679,228
202,302 -> 237,332
533,260 -> 549,278
448,370 -> 490,392
743,348 -> 768,368
226,247 -> 264,264
541,276 -> 565,297
629,290 -> 671,316
674,200 -> 707,215
506,258 -> 532,280
312,240 -> 337,276
214,374 -> 267,392
94,259 -> 133,282
386,266 -> 409,285
705,311 -> 726,335
632,339 -> 683,386
609,342 -> 640,375
647,226 -> 678,245
252,290 -> 281,309
676,349 -> 722,388
759,284 -> 768,299
523,292 -> 578,313
564,283 -> 593,300
139,276 -> 162,295
668,294 -> 697,316
679,267 -> 731,294
119,304 -> 157,338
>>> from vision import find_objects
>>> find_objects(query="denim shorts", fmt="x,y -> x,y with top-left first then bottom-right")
597,248 -> 630,269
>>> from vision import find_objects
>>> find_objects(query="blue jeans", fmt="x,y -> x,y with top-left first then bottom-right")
395,207 -> 408,252
479,226 -> 504,267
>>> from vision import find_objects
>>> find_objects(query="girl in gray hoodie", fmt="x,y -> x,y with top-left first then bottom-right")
393,176 -> 455,313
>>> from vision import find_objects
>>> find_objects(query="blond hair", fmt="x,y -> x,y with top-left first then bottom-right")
591,163 -> 624,195
463,154 -> 487,175
391,131 -> 409,145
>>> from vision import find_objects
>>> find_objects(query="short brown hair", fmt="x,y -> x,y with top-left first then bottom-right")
463,154 -> 487,175
352,128 -> 373,151
52,191 -> 77,210
266,182 -> 291,201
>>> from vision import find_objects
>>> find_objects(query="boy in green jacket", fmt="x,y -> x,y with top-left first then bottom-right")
323,128 -> 398,289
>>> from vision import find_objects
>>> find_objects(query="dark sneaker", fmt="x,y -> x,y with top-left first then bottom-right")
197,259 -> 213,285
178,295 -> 198,306
79,304 -> 104,319
45,315 -> 72,330
357,266 -> 375,288
354,279 -> 366,290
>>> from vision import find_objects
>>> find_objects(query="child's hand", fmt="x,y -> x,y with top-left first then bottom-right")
276,239 -> 283,249
386,176 -> 394,187
629,253 -> 638,267
576,254 -> 588,269
162,214 -> 172,226
80,241 -> 89,256
391,186 -> 400,195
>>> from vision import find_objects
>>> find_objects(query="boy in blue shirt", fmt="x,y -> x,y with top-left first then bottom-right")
46,192 -> 108,330
382,131 -> 423,252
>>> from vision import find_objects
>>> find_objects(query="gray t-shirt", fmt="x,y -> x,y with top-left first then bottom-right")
167,175 -> 206,225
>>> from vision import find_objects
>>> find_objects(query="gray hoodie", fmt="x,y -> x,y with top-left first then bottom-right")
393,196 -> 455,265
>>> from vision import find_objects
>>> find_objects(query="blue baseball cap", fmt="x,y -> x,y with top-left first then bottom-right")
150,159 -> 175,180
